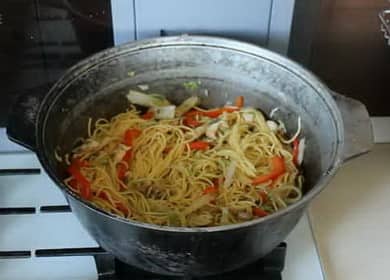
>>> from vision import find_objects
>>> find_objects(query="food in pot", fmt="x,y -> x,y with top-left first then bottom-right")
62,90 -> 304,227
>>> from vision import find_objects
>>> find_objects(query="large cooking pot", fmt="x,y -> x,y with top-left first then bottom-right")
6,36 -> 373,276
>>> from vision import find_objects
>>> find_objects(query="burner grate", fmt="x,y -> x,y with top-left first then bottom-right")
93,243 -> 287,280
0,169 -> 41,176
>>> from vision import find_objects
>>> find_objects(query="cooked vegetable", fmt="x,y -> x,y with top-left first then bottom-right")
141,110 -> 154,120
184,116 -> 201,127
266,120 -> 279,132
237,211 -> 252,220
117,163 -> 127,180
153,105 -> 176,119
220,207 -> 230,225
123,128 -> 142,146
223,161 -> 237,188
297,138 -> 305,165
242,112 -> 254,122
67,159 -> 91,199
183,194 -> 213,215
258,190 -> 268,202
176,96 -> 200,116
113,144 -> 131,163
183,80 -> 201,91
137,84 -> 149,91
252,207 -> 268,217
234,96 -> 244,108
192,125 -> 208,139
252,156 -> 286,185
269,107 -> 280,118
280,117 -> 301,144
292,138 -> 299,165
116,149 -> 133,180
206,120 -> 222,139
189,141 -> 210,150
126,90 -> 170,107
203,185 -> 218,195
202,107 -> 238,118
183,116 -> 202,127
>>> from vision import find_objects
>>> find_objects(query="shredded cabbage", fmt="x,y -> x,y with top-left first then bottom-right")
127,90 -> 171,107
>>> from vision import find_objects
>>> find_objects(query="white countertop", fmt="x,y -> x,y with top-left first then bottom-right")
309,144 -> 390,280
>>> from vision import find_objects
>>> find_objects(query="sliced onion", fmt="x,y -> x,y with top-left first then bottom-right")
220,207 -> 230,225
137,84 -> 149,91
193,125 -> 207,139
277,120 -> 287,133
266,120 -> 279,131
242,112 -> 254,122
206,121 -> 222,139
127,90 -> 170,107
280,117 -> 301,144
175,96 -> 200,116
223,161 -> 237,188
153,105 -> 176,119
237,211 -> 252,220
297,138 -> 305,165
80,140 -> 99,151
113,144 -> 131,163
183,194 -> 213,215
269,107 -> 280,118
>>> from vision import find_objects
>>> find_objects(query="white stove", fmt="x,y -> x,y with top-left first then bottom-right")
0,132 -> 324,280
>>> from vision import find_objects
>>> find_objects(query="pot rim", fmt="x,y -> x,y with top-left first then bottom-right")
36,35 -> 344,233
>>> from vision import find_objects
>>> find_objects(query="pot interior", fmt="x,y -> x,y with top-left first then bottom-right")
39,37 -> 342,207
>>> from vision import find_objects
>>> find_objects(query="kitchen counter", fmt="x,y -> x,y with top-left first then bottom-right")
309,144 -> 390,279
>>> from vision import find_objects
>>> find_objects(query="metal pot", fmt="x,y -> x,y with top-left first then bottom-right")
6,36 -> 373,276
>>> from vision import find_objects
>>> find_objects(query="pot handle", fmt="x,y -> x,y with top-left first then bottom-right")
6,89 -> 47,152
331,91 -> 374,163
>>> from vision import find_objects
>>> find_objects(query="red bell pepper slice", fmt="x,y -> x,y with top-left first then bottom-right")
184,109 -> 201,117
123,128 -> 141,146
189,141 -> 210,151
252,207 -> 269,217
252,156 -> 286,185
258,190 -> 268,202
115,202 -> 130,216
68,178 -> 78,191
234,96 -> 244,108
117,164 -> 127,180
141,110 -> 154,120
67,159 -> 91,200
203,185 -> 218,195
116,150 -> 133,180
122,149 -> 133,162
201,107 -> 238,118
185,107 -> 239,119
183,116 -> 201,127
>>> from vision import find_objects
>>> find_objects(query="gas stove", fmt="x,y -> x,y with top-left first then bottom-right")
0,133 -> 324,280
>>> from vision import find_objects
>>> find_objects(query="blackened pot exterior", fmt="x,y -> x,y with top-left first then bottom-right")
68,193 -> 306,276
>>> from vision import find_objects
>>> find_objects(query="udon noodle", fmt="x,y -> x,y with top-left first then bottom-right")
62,91 -> 304,227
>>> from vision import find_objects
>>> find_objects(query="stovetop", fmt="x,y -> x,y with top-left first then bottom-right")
0,149 -> 324,280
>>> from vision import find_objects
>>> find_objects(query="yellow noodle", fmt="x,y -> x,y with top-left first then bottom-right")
63,105 -> 303,227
